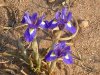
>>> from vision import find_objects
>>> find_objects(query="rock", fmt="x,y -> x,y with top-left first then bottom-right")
80,20 -> 89,28
62,2 -> 66,5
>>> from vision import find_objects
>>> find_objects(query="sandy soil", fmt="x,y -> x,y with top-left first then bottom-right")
0,0 -> 100,75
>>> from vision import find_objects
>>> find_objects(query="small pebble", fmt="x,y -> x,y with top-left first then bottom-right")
80,20 -> 89,28
48,0 -> 55,3
62,2 -> 66,5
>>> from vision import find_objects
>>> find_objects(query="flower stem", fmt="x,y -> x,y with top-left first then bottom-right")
49,30 -> 62,74
32,38 -> 41,72
49,60 -> 56,75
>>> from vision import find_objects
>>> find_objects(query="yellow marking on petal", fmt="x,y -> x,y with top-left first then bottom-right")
67,21 -> 72,27
29,28 -> 34,35
52,21 -> 57,24
50,53 -> 56,57
65,54 -> 69,59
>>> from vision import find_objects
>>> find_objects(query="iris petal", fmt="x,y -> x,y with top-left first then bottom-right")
63,54 -> 73,64
21,17 -> 26,24
61,46 -> 71,56
48,20 -> 57,29
55,11 -> 60,20
53,42 -> 67,57
64,46 -> 70,53
40,20 -> 57,29
26,12 -> 32,24
59,41 -> 66,48
65,22 -> 76,34
24,28 -> 36,42
66,12 -> 72,22
36,18 -> 43,27
40,21 -> 46,29
61,8 -> 67,19
45,50 -> 57,61
21,12 -> 29,24
43,21 -> 50,29
23,12 -> 32,25
36,14 -> 45,26
54,41 -> 66,50
40,20 -> 51,29
31,13 -> 37,23
54,42 -> 71,57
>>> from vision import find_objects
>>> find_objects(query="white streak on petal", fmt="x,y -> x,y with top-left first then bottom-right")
41,21 -> 45,26
67,22 -> 72,27
65,54 -> 69,59
50,53 -> 56,57
52,21 -> 57,24
24,16 -> 32,24
29,28 -> 34,35
62,15 -> 64,19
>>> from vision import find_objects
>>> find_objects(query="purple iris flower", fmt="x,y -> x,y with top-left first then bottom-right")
45,41 -> 73,64
40,19 -> 58,29
21,12 -> 44,42
55,8 -> 76,34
